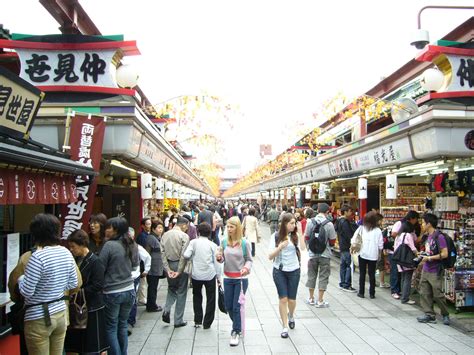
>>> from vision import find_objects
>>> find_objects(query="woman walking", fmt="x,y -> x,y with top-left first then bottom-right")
268,213 -> 301,338
242,207 -> 261,257
100,217 -> 139,355
145,220 -> 165,312
183,222 -> 220,329
65,229 -> 109,354
394,222 -> 418,304
353,211 -> 383,299
216,216 -> 253,347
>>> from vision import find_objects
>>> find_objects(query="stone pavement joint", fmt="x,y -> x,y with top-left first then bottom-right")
129,223 -> 474,354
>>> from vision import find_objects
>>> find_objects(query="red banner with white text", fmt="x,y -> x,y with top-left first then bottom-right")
61,115 -> 105,239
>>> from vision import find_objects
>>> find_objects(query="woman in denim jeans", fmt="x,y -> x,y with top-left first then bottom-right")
216,216 -> 253,347
268,213 -> 301,338
100,217 -> 139,355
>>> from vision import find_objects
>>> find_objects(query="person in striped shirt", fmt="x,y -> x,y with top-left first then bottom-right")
18,213 -> 79,355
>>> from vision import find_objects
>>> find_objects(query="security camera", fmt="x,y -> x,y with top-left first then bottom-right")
410,29 -> 430,49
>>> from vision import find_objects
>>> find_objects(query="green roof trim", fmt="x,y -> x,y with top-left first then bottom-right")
65,107 -> 101,114
12,33 -> 124,41
388,126 -> 399,134
436,40 -> 463,47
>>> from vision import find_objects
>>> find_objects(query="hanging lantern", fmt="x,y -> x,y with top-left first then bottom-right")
155,178 -> 164,199
318,183 -> 327,200
358,178 -> 368,199
286,188 -> 292,198
280,189 -> 285,201
386,174 -> 398,199
165,181 -> 173,199
305,185 -> 312,200
172,184 -> 179,199
140,173 -> 153,199
294,187 -> 301,198
420,68 -> 444,92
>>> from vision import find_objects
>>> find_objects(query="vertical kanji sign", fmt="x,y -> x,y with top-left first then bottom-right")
61,114 -> 105,239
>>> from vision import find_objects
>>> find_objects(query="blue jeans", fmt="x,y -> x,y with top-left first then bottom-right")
339,251 -> 352,288
272,268 -> 300,299
224,278 -> 248,334
128,277 -> 141,326
104,289 -> 135,355
388,253 -> 401,294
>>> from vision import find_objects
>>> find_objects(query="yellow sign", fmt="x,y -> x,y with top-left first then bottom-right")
164,198 -> 180,211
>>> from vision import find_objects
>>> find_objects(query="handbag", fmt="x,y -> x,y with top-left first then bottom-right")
392,234 -> 416,268
68,288 -> 88,329
218,283 -> 227,314
350,227 -> 363,254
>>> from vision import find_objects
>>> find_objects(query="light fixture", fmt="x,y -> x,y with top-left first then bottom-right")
116,64 -> 139,88
420,68 -> 444,91
104,172 -> 114,182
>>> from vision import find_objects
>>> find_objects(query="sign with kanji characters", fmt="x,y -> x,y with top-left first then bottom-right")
61,114 -> 105,239
329,137 -> 412,177
0,66 -> 43,138
17,49 -> 117,88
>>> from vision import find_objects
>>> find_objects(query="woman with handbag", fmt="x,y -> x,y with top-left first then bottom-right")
65,229 -> 109,354
145,220 -> 165,312
393,222 -> 419,304
183,222 -> 221,329
352,211 -> 383,299
268,213 -> 301,339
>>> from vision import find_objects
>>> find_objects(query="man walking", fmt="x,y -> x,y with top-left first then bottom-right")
336,205 -> 357,292
267,204 -> 280,235
305,203 -> 336,307
417,213 -> 450,325
161,217 -> 190,328
198,205 -> 216,244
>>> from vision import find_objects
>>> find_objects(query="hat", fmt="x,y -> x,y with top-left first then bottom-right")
176,216 -> 189,225
317,203 -> 330,214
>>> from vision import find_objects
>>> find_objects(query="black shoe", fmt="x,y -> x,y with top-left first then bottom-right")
417,314 -> 436,323
370,295 -> 375,299
162,312 -> 170,324
357,293 -> 365,298
203,325 -> 211,329
174,321 -> 188,328
127,329 -> 132,336
288,313 -> 295,329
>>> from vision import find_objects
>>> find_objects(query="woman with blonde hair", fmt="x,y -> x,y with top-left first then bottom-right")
216,216 -> 253,347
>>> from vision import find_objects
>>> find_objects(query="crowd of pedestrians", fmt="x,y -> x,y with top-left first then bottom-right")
8,199 -> 453,354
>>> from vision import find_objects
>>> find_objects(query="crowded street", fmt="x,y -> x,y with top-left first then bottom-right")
128,222 -> 474,355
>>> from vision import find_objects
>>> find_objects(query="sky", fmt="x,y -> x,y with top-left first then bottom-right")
2,0 -> 473,176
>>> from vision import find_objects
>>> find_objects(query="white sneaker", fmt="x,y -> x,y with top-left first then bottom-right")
306,297 -> 315,305
229,331 -> 239,346
315,300 -> 329,308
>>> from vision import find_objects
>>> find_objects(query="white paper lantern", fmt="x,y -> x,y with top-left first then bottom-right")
305,185 -> 312,200
287,188 -> 292,198
294,187 -> 301,197
358,178 -> 368,199
155,178 -> 164,199
173,185 -> 179,199
140,173 -> 153,199
165,181 -> 173,198
116,64 -> 139,88
280,189 -> 285,200
318,183 -> 327,200
386,174 -> 398,199
420,68 -> 444,92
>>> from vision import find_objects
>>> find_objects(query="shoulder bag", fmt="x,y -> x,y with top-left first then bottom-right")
68,288 -> 88,329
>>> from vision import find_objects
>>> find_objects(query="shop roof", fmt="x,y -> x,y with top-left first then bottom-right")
0,133 -> 97,176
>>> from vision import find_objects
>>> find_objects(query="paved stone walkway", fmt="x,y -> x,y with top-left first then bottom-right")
128,223 -> 474,354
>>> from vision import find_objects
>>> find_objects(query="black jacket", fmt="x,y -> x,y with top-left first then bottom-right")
337,217 -> 357,252
78,251 -> 105,311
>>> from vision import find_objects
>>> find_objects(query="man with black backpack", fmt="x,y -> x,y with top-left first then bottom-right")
336,205 -> 358,292
417,213 -> 450,325
304,203 -> 336,307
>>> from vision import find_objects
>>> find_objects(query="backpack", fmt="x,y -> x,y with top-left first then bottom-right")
392,233 -> 416,268
222,238 -> 248,258
434,232 -> 457,269
308,218 -> 330,254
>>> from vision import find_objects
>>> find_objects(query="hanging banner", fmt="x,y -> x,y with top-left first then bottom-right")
386,174 -> 398,199
155,178 -> 164,199
358,178 -> 368,199
61,114 -> 105,239
318,183 -> 327,200
165,180 -> 173,199
305,185 -> 312,200
140,173 -> 153,199
172,184 -> 179,198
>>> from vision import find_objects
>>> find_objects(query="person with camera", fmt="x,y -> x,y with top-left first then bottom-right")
416,213 -> 450,325
268,213 -> 301,339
